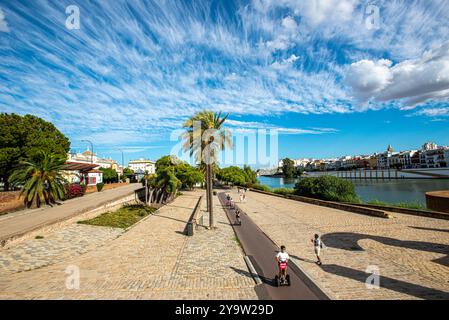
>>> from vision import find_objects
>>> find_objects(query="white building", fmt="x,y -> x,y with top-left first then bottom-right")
128,158 -> 156,174
62,162 -> 103,186
422,142 -> 438,151
68,150 -> 119,170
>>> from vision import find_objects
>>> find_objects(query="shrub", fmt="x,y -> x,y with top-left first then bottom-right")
65,183 -> 86,199
96,182 -> 105,192
273,188 -> 294,196
294,176 -> 359,203
252,184 -> 272,192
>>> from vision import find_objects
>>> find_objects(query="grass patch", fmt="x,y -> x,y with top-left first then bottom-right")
272,188 -> 294,196
78,204 -> 156,229
367,199 -> 426,210
233,236 -> 242,247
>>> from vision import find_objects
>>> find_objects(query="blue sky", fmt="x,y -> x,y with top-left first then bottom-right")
1,0 -> 449,167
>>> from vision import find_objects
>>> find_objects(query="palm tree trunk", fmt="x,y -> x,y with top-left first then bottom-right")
207,164 -> 214,228
205,163 -> 210,213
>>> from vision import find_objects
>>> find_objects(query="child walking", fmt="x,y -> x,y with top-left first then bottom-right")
311,234 -> 325,265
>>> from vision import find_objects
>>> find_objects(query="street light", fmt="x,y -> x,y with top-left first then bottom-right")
116,148 -> 125,169
81,139 -> 94,164
115,148 -> 125,181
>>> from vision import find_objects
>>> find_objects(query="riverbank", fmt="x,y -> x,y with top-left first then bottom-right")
229,188 -> 449,299
258,176 -> 449,205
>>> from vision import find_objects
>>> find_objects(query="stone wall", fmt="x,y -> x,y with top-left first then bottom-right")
250,188 -> 392,218
426,191 -> 449,214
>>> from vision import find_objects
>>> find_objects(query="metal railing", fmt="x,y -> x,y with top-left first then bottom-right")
187,196 -> 203,236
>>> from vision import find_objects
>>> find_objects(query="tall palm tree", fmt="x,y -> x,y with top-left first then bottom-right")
8,151 -> 67,208
182,111 -> 232,228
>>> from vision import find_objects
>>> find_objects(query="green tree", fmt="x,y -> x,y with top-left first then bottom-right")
8,151 -> 67,208
175,163 -> 204,189
155,155 -> 178,172
100,167 -> 118,183
148,166 -> 181,203
243,165 -> 258,186
282,158 -> 295,179
216,165 -> 258,187
182,111 -> 232,228
0,113 -> 70,191
294,176 -> 359,203
121,167 -> 134,181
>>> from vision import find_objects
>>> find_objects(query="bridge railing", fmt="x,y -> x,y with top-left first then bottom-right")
186,196 -> 203,236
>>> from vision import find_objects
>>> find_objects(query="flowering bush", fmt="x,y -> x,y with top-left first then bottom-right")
65,183 -> 86,199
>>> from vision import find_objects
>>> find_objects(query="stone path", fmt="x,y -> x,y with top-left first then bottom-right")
0,190 -> 257,299
230,189 -> 449,300
0,225 -> 123,274
0,184 -> 139,245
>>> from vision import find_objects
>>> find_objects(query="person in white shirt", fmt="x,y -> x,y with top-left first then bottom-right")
275,245 -> 290,278
311,234 -> 325,265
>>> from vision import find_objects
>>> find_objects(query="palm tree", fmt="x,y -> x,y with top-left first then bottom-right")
182,111 -> 232,228
8,152 -> 67,208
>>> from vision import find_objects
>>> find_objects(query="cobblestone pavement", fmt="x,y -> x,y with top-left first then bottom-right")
0,225 -> 123,274
0,184 -> 139,243
229,189 -> 449,300
0,190 -> 257,299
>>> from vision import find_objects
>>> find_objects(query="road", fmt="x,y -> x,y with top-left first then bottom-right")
0,183 -> 140,244
218,192 -> 320,300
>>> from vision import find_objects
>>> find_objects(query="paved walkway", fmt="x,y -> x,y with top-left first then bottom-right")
0,184 -> 139,244
218,192 -> 319,300
229,189 -> 449,300
0,190 -> 257,299
0,225 -> 123,274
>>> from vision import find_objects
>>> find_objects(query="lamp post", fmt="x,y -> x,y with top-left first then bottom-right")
81,139 -> 94,164
115,148 -> 124,182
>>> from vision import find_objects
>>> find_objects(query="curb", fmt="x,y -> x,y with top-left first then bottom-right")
244,255 -> 262,285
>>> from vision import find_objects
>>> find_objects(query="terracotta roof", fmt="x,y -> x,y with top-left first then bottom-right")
62,161 -> 99,172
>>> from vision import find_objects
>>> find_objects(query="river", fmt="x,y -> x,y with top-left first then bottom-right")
257,176 -> 449,204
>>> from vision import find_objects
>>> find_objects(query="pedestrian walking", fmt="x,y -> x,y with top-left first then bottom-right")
311,234 -> 325,265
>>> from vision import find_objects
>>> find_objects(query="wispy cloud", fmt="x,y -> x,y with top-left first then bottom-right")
226,119 -> 338,135
0,8 -> 9,32
0,0 -> 448,152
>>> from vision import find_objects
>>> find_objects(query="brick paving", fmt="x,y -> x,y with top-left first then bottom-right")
230,189 -> 449,300
0,225 -> 123,274
0,190 -> 257,299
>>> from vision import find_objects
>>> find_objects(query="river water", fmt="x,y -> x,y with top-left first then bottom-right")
257,176 -> 449,204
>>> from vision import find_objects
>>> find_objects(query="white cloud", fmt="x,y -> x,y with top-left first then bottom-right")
281,16 -> 297,31
0,8 -> 9,32
346,42 -> 449,108
293,0 -> 357,26
226,119 -> 337,135
413,107 -> 449,117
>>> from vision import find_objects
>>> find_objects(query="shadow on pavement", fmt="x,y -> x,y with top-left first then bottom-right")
290,255 -> 316,264
321,232 -> 449,267
410,226 -> 449,233
230,266 -> 276,287
321,264 -> 449,300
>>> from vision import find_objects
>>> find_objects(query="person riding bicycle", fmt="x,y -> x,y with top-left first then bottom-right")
275,245 -> 289,279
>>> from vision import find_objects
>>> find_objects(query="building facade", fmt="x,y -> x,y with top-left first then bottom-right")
128,158 -> 156,174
